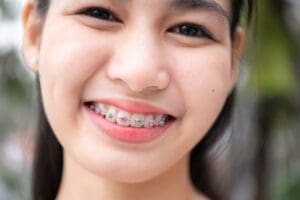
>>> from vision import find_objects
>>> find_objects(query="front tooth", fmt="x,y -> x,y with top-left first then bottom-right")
155,115 -> 166,127
116,111 -> 131,127
130,114 -> 145,128
144,115 -> 155,128
105,107 -> 117,123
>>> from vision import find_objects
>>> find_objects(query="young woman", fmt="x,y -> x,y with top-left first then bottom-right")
22,0 -> 254,199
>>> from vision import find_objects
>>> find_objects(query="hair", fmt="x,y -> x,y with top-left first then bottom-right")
31,1 -> 255,200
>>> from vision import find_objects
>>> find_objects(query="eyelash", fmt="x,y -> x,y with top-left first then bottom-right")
78,7 -> 122,22
78,7 -> 213,40
168,23 -> 213,40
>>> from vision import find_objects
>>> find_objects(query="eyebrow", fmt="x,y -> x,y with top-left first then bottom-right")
170,0 -> 231,21
80,0 -> 231,22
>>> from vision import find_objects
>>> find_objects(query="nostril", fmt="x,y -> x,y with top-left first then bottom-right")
106,53 -> 170,92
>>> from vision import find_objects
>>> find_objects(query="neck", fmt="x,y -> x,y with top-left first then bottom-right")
56,153 -> 205,200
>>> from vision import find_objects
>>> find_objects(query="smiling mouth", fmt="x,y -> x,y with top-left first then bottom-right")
84,101 -> 175,128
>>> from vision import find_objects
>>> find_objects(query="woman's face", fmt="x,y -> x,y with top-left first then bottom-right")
23,0 -> 243,183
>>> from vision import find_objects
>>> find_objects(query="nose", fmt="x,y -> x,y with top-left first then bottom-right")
106,28 -> 170,93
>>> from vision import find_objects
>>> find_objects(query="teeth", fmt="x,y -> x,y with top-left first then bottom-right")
155,115 -> 166,127
144,115 -> 155,128
116,111 -> 131,127
131,114 -> 145,128
105,107 -> 117,123
89,104 -> 97,112
89,103 -> 172,128
98,104 -> 108,116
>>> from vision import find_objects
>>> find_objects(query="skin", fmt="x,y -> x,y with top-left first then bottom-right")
22,0 -> 244,199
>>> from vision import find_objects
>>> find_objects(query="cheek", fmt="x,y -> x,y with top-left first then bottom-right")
170,47 -> 233,141
172,47 -> 232,104
37,16 -> 114,142
38,17 -> 113,107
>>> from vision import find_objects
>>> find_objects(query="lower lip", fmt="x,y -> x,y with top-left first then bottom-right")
84,105 -> 173,144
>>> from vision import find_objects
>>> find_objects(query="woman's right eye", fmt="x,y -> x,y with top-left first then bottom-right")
78,7 -> 121,23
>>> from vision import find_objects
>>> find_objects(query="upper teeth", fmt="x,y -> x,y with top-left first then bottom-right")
88,103 -> 170,128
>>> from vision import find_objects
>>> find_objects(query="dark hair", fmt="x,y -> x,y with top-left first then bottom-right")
31,1 -> 255,200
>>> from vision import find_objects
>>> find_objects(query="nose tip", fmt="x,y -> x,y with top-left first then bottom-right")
107,59 -> 170,93
130,70 -> 170,92
106,34 -> 170,93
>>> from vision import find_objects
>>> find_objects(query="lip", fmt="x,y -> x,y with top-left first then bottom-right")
88,98 -> 176,116
83,99 -> 175,143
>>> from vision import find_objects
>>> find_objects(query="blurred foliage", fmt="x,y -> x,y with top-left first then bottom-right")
251,0 -> 297,97
0,1 -> 34,199
0,0 -> 17,20
246,0 -> 300,199
272,176 -> 300,200
0,51 -> 34,135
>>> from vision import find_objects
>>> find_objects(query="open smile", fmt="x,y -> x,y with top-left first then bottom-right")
85,102 -> 175,128
83,100 -> 176,143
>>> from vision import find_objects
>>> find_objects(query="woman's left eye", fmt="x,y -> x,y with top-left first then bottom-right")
168,23 -> 213,39
78,7 -> 121,22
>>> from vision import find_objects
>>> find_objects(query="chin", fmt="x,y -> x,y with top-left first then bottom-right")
100,163 -> 163,184
108,173 -> 156,184
67,149 -> 163,184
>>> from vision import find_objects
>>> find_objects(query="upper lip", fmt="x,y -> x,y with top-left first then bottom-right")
85,98 -> 177,118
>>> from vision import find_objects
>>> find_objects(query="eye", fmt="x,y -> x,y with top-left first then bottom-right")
168,23 -> 213,39
78,7 -> 121,23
